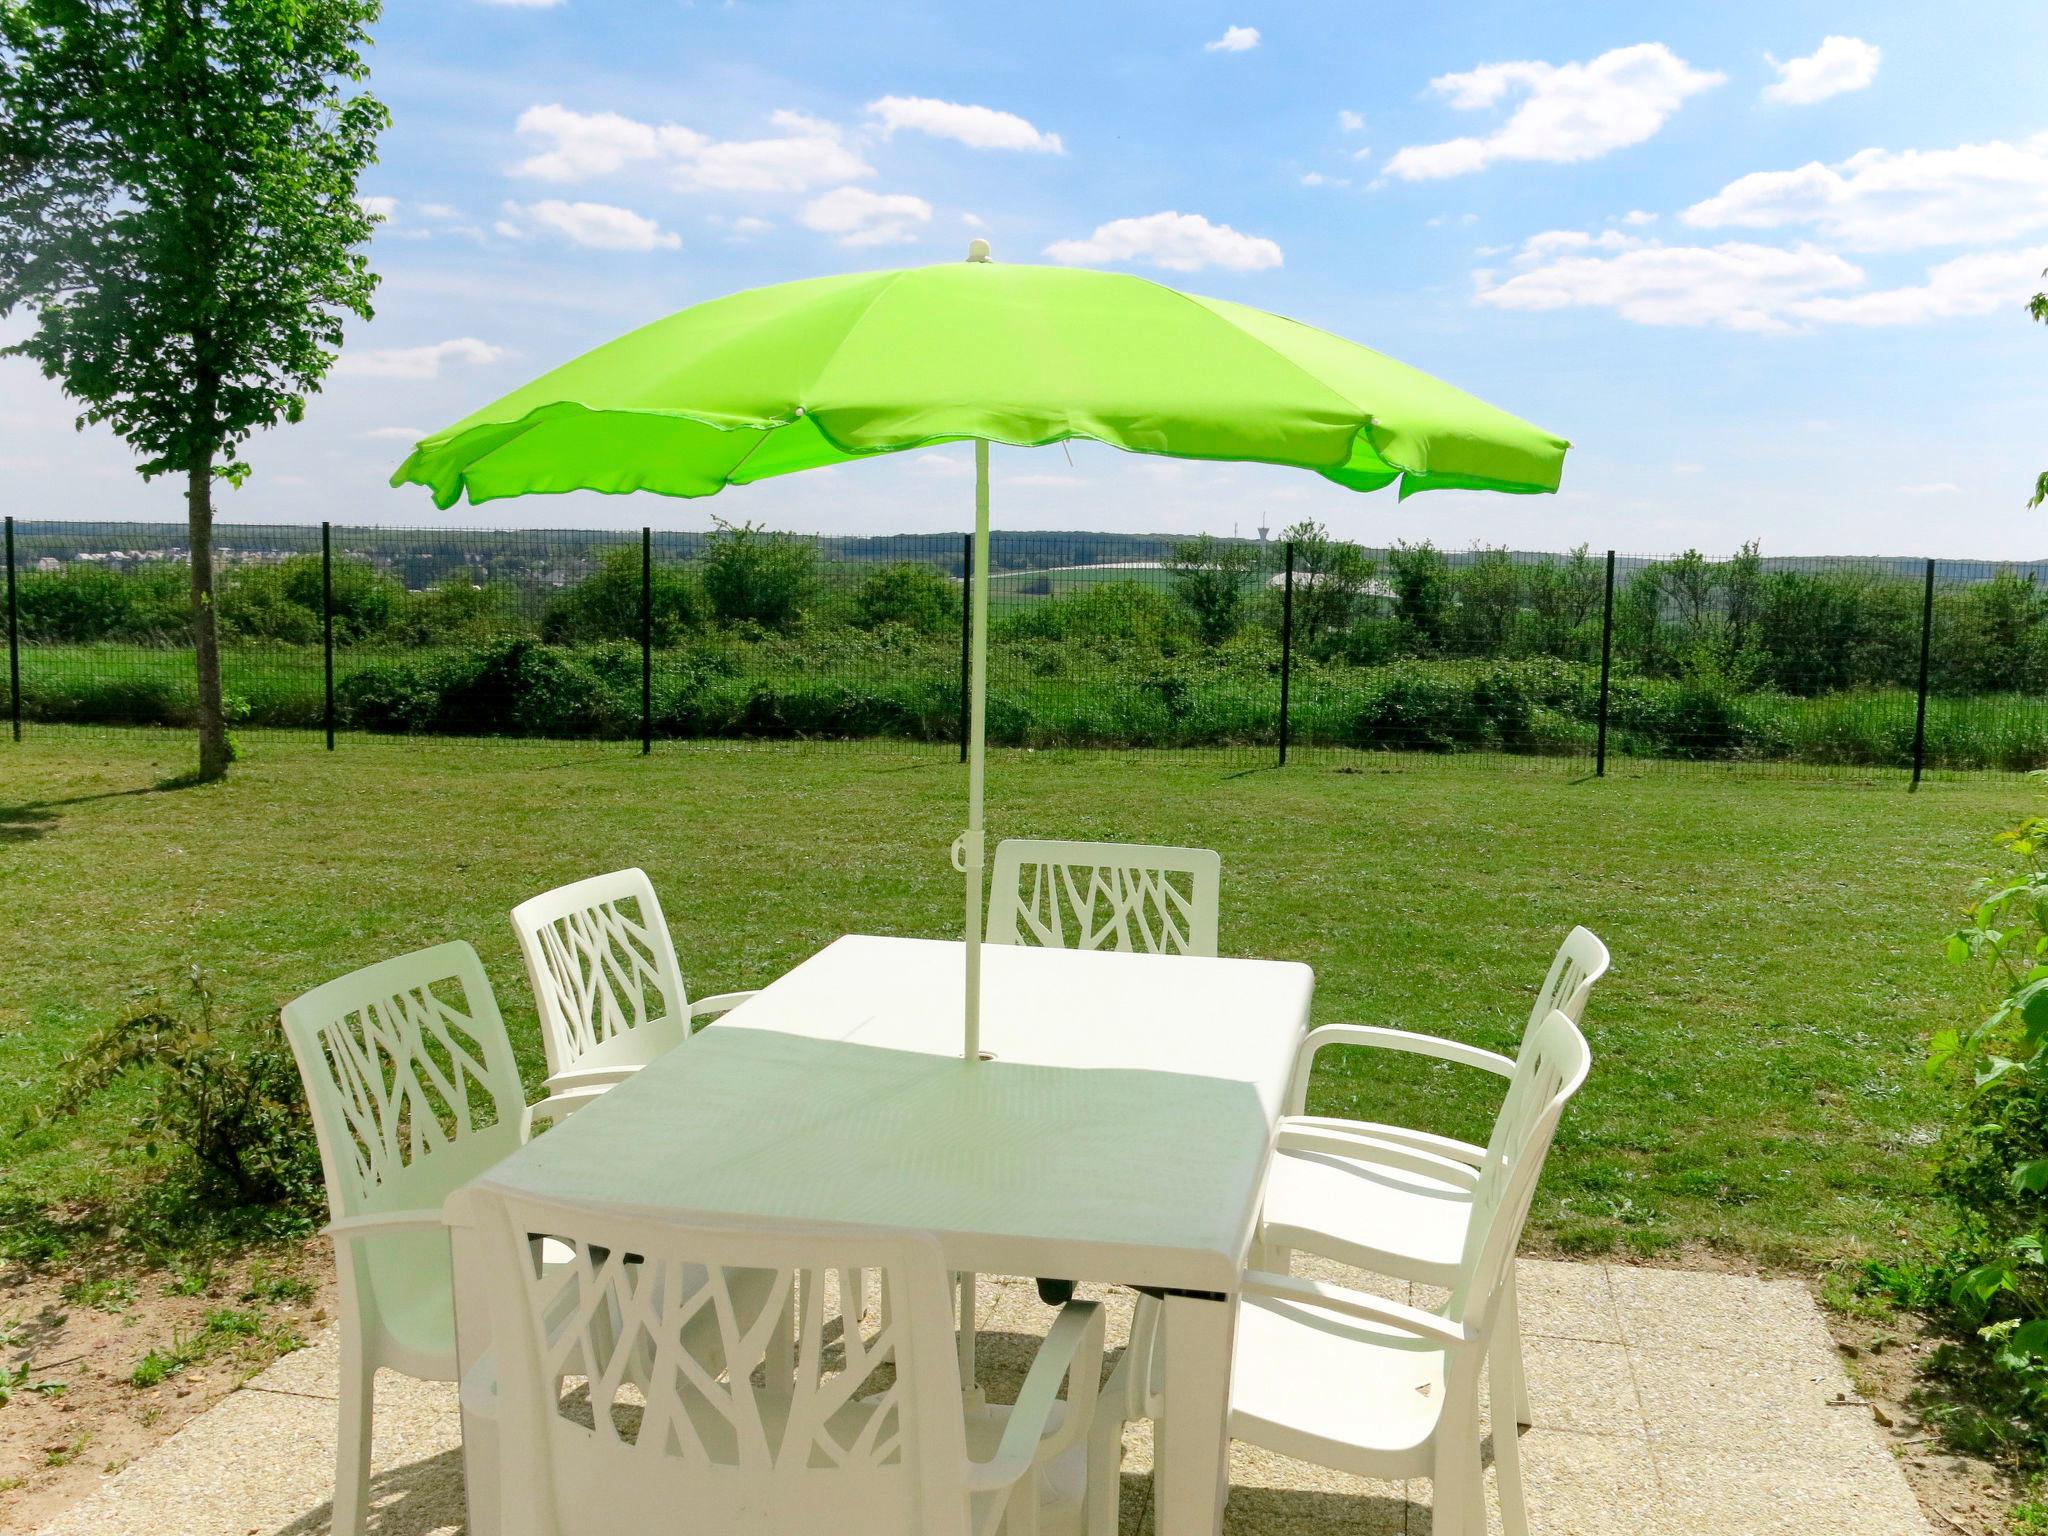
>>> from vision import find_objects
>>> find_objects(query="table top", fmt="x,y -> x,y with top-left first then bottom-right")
478,936 -> 1313,1292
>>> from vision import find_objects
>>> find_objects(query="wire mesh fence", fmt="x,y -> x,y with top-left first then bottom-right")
8,519 -> 2048,779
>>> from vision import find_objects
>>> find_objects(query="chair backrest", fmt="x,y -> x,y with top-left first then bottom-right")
281,942 -> 530,1358
466,1188 -> 973,1536
281,940 -> 530,1226
1528,926 -> 1609,1032
512,869 -> 691,1087
1448,1008 -> 1591,1334
985,839 -> 1220,956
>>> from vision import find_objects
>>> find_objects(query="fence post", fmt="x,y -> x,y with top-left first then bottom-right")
959,532 -> 972,764
5,515 -> 19,744
1911,556 -> 1935,791
1595,549 -> 1616,777
640,527 -> 653,756
1278,540 -> 1295,766
320,521 -> 335,750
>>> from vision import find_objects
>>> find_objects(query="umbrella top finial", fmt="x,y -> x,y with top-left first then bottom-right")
966,237 -> 992,263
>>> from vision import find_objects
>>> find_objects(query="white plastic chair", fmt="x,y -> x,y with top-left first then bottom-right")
1256,926 -> 1609,1427
986,840 -> 1221,956
1093,1011 -> 1591,1536
512,868 -> 758,1096
455,1187 -> 1108,1536
281,941 -> 599,1536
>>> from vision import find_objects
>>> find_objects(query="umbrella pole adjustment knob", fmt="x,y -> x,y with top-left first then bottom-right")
966,238 -> 992,263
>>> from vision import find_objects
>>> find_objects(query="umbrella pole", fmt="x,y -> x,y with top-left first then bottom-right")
962,437 -> 991,1064
955,437 -> 992,1405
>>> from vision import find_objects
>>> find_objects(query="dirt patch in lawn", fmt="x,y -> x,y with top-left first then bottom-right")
0,1240 -> 332,1535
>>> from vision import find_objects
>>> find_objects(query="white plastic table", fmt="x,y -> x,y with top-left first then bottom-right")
450,934 -> 1313,1536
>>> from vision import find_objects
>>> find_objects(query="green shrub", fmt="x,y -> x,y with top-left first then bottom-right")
16,562 -> 188,642
541,547 -> 704,646
21,971 -> 319,1210
221,556 -> 399,643
850,562 -> 959,635
701,521 -> 816,631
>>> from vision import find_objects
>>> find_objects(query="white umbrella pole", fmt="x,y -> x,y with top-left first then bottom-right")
962,436 -> 992,1063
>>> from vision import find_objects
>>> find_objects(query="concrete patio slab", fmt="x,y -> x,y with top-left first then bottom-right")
31,1260 -> 1928,1536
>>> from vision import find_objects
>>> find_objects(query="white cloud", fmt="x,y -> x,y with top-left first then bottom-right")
512,103 -> 871,193
357,195 -> 398,220
1620,209 -> 1658,226
1476,233 -> 1862,331
1300,172 -> 1349,188
1385,43 -> 1724,180
1787,244 -> 2048,325
1044,211 -> 1283,272
492,219 -> 525,240
1205,25 -> 1259,52
1478,227 -> 2048,331
1763,36 -> 1880,105
962,212 -> 988,230
865,96 -> 1063,153
1338,109 -> 1366,133
336,338 -> 508,380
361,426 -> 429,441
1682,136 -> 2048,250
509,198 -> 680,250
912,452 -> 970,476
1898,481 -> 1962,495
723,215 -> 774,239
799,187 -> 932,247
416,202 -> 460,220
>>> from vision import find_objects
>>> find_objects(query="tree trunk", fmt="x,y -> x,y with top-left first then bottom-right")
186,453 -> 229,781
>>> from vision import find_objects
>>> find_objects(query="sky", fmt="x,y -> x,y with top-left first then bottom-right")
5,0 -> 2047,557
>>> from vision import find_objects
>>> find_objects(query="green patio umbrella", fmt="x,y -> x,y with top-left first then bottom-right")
392,241 -> 1569,1063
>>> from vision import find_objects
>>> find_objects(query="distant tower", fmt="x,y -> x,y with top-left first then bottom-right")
1257,518 -> 1270,556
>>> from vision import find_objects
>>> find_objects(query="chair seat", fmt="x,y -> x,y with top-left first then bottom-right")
1259,1138 -> 1475,1284
1228,1290 -> 1446,1480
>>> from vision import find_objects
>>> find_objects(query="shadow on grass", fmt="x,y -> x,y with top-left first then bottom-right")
0,772 -> 211,841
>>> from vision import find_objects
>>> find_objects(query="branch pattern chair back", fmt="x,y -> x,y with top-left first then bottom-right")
513,869 -> 691,1093
985,840 -> 1221,956
281,940 -> 530,1377
468,1190 -> 982,1536
1529,926 -> 1608,1033
1448,1008 -> 1592,1329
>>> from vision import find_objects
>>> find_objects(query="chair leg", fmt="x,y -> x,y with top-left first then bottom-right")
1493,1405 -> 1530,1536
1085,1397 -> 1128,1536
1499,1268 -> 1532,1429
333,1336 -> 376,1536
1430,1411 -> 1486,1536
958,1269 -> 982,1405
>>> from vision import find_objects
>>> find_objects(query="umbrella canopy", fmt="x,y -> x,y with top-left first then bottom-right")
392,256 -> 1567,508
391,246 -> 1569,1068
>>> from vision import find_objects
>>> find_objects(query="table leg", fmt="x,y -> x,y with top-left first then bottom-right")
1155,1292 -> 1234,1536
444,1207 -> 499,1536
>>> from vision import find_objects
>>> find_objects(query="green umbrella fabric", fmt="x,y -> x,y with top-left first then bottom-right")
391,260 -> 1568,508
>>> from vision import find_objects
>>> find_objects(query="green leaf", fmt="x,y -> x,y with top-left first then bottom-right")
2011,1161 -> 2048,1194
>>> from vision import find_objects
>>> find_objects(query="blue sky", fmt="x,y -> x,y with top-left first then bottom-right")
6,0 -> 2046,556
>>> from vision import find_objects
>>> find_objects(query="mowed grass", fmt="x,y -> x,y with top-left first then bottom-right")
0,728 -> 2029,1271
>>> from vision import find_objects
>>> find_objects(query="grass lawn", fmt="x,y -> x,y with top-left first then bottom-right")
0,727 -> 2030,1272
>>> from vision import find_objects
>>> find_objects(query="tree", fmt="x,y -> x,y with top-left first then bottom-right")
700,519 -> 817,631
1387,540 -> 1450,651
1283,519 -> 1373,648
1164,534 -> 1258,645
0,0 -> 387,779
851,561 -> 958,636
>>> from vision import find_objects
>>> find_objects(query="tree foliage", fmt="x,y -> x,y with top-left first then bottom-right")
1165,533 -> 1258,645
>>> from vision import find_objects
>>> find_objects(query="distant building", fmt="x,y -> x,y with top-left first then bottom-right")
35,556 -> 61,573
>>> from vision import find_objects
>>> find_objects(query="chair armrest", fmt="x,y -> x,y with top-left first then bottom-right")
1282,1114 -> 1488,1170
1273,1124 -> 1482,1190
1286,1024 -> 1515,1115
324,1209 -> 445,1242
964,1300 -> 1106,1492
690,990 -> 759,1021
1240,1270 -> 1478,1353
542,1064 -> 635,1094
521,1086 -> 606,1140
